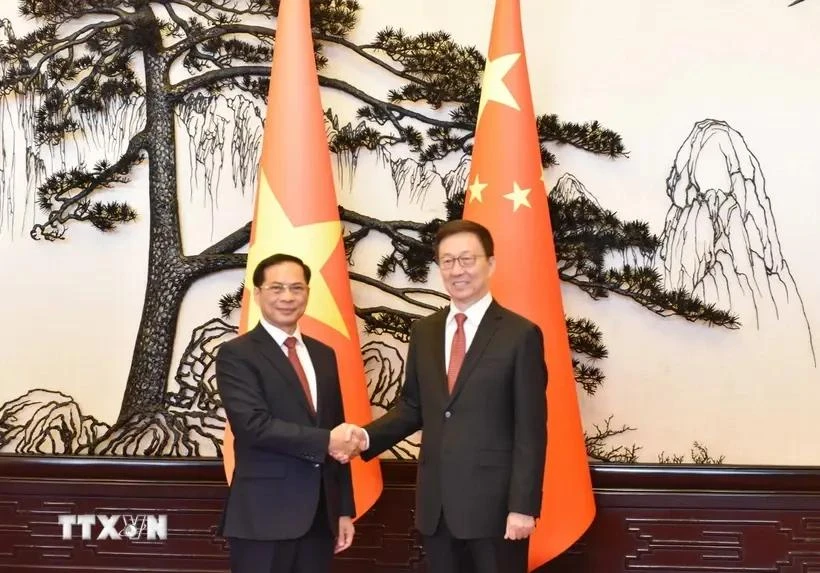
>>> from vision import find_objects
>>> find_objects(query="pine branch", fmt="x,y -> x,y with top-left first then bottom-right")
219,284 -> 244,320
8,19 -> 125,91
340,206 -> 433,249
573,360 -> 605,396
316,32 -> 433,89
31,131 -> 147,240
162,3 -> 193,36
567,317 -> 608,360
165,23 -> 274,61
200,221 -> 252,255
19,1 -> 134,21
184,253 -> 248,278
349,271 -> 447,312
563,273 -> 739,327
355,306 -> 419,343
537,115 -> 627,159
322,76 -> 472,131
341,206 -> 440,283
585,415 -> 640,463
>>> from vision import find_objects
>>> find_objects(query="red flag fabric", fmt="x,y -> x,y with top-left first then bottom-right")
221,0 -> 383,519
462,0 -> 596,568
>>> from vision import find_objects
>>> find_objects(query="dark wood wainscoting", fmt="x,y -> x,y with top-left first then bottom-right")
0,456 -> 818,572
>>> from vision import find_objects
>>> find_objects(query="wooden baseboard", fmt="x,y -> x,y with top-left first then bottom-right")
0,456 -> 818,572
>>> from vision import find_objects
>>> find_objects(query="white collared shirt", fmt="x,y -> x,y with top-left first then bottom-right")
259,318 -> 318,409
444,291 -> 493,369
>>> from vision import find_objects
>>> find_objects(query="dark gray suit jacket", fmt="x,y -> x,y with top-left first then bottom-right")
362,300 -> 547,539
216,323 -> 354,540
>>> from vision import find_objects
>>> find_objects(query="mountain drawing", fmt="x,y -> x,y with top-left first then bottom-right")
658,119 -> 815,364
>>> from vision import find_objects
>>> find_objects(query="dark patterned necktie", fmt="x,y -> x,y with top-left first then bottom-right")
447,313 -> 467,393
284,337 -> 315,415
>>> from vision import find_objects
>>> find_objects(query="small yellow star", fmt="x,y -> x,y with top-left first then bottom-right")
503,181 -> 531,212
244,171 -> 349,338
468,174 -> 487,203
477,52 -> 521,124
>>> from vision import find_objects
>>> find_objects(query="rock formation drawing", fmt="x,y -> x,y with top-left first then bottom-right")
658,119 -> 814,364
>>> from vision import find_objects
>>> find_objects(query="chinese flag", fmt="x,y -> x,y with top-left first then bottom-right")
462,0 -> 595,568
221,0 -> 383,519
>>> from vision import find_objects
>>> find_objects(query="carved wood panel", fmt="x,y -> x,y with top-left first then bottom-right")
0,457 -> 818,572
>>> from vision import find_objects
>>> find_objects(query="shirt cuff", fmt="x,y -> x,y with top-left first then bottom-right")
361,428 -> 370,451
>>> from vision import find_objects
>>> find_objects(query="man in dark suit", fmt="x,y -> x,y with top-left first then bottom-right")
357,220 -> 547,573
216,253 -> 361,573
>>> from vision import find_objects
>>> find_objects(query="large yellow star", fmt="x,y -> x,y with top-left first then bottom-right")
477,52 -> 521,124
244,171 -> 349,338
503,181 -> 531,212
468,174 -> 487,203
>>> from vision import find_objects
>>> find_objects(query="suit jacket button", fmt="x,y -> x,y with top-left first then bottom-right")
444,411 -> 452,419
313,463 -> 320,468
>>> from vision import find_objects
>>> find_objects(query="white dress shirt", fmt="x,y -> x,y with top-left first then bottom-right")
444,291 -> 493,369
259,318 -> 318,410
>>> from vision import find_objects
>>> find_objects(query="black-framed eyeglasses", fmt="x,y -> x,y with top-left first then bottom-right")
259,283 -> 308,296
436,254 -> 486,270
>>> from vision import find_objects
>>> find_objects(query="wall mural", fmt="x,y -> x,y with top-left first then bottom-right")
0,0 -> 814,463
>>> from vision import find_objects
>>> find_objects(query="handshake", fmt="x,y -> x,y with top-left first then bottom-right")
328,423 -> 367,463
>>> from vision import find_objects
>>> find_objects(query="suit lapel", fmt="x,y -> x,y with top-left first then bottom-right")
250,324 -> 317,423
447,300 -> 503,406
427,310 -> 449,403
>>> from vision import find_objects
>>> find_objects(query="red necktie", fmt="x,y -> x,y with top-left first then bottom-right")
284,337 -> 316,415
447,313 -> 467,393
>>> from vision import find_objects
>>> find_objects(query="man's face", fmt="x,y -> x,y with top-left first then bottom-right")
253,261 -> 309,333
437,231 -> 495,310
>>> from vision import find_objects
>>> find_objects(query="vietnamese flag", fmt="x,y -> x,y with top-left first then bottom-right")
462,0 -> 595,568
221,0 -> 383,519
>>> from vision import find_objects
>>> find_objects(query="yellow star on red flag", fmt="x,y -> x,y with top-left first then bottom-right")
243,172 -> 348,339
468,174 -> 488,203
477,52 -> 521,123
503,181 -> 531,211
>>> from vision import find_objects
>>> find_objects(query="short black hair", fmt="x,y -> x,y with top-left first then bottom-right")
433,219 -> 494,258
252,253 -> 312,287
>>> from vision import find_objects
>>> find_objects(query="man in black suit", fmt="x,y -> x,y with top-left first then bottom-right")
357,220 -> 548,573
216,253 -> 362,573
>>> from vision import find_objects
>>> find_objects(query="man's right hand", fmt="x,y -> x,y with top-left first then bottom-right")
328,423 -> 366,463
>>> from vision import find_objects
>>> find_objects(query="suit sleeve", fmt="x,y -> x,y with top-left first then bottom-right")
329,349 -> 356,518
508,324 -> 548,516
216,342 -> 330,464
361,322 -> 424,460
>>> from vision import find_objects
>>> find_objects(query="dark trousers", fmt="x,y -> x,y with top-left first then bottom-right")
423,512 -> 529,573
228,490 -> 334,573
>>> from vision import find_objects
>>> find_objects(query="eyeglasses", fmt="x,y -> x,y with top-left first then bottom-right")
259,283 -> 308,296
437,254 -> 486,270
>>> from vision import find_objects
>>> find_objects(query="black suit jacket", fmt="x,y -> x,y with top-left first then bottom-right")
362,300 -> 547,539
216,323 -> 355,540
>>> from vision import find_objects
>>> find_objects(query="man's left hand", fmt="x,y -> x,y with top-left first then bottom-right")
504,512 -> 535,540
335,516 -> 355,553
